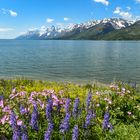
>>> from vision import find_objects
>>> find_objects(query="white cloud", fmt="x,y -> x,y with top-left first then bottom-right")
9,10 -> 17,17
64,17 -> 70,21
93,0 -> 109,6
1,8 -> 17,17
28,28 -> 38,32
46,18 -> 54,23
0,28 -> 14,32
126,6 -> 131,10
113,7 -> 121,14
56,22 -> 64,27
135,0 -> 140,3
113,7 -> 132,20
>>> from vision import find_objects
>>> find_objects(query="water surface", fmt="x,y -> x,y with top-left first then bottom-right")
0,40 -> 140,83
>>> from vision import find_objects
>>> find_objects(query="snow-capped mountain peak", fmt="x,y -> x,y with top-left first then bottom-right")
17,18 -> 137,40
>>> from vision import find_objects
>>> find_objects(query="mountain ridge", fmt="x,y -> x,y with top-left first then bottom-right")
16,18 -> 140,40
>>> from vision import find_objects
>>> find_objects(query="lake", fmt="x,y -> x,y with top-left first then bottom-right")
0,40 -> 140,83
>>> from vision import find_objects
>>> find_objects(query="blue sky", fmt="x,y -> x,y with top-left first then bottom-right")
0,0 -> 140,39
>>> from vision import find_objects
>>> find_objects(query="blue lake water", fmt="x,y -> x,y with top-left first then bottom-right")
0,40 -> 140,83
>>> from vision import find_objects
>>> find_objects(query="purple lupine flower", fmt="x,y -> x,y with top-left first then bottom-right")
102,112 -> 112,131
60,113 -> 70,133
12,128 -> 21,140
57,101 -> 61,114
65,98 -> 71,113
46,97 -> 53,121
0,95 -> 4,108
10,111 -> 17,131
20,105 -> 27,115
86,92 -> 92,111
0,95 -> 4,99
84,111 -> 93,128
30,103 -> 38,131
21,125 -> 28,140
72,98 -> 80,117
10,111 -> 21,140
72,125 -> 79,140
44,122 -> 53,140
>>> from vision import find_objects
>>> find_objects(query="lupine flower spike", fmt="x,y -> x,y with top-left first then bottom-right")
60,113 -> 70,134
72,125 -> 79,140
84,111 -> 93,128
46,97 -> 53,122
65,98 -> 71,113
102,112 -> 113,131
10,111 -> 21,140
44,122 -> 53,140
73,98 -> 80,118
21,125 -> 28,140
86,91 -> 92,111
30,103 -> 39,131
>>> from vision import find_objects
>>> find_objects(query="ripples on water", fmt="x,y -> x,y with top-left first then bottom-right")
0,40 -> 140,83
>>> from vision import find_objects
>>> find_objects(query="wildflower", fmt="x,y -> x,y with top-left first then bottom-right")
86,92 -> 92,110
10,93 -> 20,99
52,94 -> 58,100
3,105 -> 11,113
96,91 -> 100,95
96,104 -> 100,107
0,95 -> 4,108
102,112 -> 112,131
10,111 -> 17,131
72,98 -> 80,117
12,88 -> 16,94
1,115 -> 9,125
59,90 -> 63,95
37,99 -> 45,109
107,124 -> 113,131
20,105 -> 28,115
12,128 -> 21,140
84,111 -> 93,128
122,88 -> 126,93
44,122 -> 53,140
46,97 -> 53,121
21,125 -> 28,140
104,98 -> 109,101
57,101 -> 61,114
19,91 -> 26,97
65,98 -> 71,113
72,125 -> 79,140
10,111 -> 21,140
108,100 -> 112,105
53,100 -> 58,106
30,103 -> 38,131
127,111 -> 132,115
47,90 -> 54,94
60,113 -> 70,133
127,90 -> 131,93
17,120 -> 23,126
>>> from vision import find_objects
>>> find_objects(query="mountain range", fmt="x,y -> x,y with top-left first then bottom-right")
16,18 -> 140,40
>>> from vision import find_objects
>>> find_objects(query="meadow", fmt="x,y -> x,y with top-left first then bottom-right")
0,79 -> 140,140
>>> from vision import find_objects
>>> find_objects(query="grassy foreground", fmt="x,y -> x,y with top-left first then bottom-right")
0,79 -> 140,140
